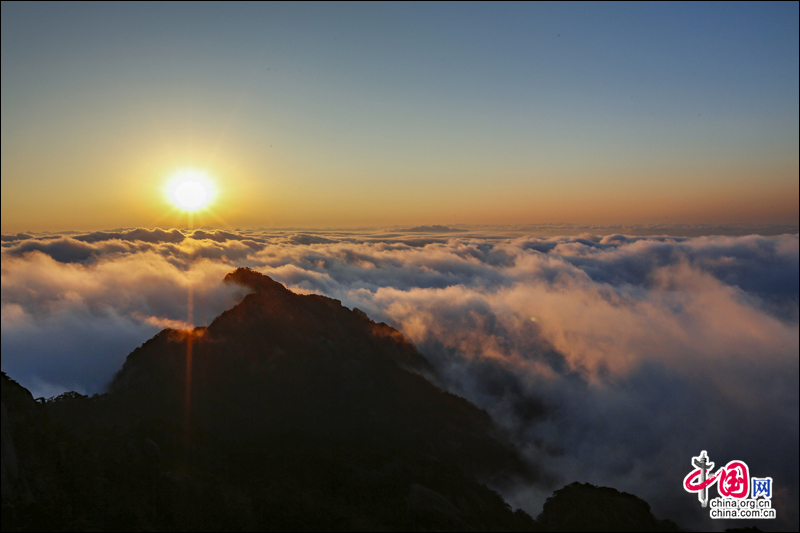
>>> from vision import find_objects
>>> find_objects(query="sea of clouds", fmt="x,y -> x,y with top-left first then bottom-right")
2,226 -> 798,530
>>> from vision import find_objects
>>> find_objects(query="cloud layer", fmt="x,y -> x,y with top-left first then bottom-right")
2,227 -> 798,530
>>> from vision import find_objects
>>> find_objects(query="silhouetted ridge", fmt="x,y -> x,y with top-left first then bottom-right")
0,271 -> 687,531
537,482 -> 680,532
223,266 -> 292,295
102,268 -> 528,484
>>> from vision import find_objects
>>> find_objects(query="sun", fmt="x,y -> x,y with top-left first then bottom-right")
166,170 -> 215,211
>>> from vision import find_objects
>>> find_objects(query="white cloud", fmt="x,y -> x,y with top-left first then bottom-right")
1,228 -> 797,529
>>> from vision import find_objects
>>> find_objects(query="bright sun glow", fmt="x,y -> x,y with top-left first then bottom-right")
166,170 -> 215,211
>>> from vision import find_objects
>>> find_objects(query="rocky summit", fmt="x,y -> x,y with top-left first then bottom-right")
2,268 -> 680,531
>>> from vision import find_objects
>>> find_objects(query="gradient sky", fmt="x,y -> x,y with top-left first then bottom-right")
1,1 -> 798,232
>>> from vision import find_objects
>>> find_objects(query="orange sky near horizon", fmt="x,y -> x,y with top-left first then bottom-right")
1,142 -> 796,233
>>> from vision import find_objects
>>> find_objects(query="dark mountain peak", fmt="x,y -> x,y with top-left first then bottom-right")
207,269 -> 428,373
537,482 -> 680,532
99,269 -> 529,483
1,372 -> 36,410
223,266 -> 289,295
